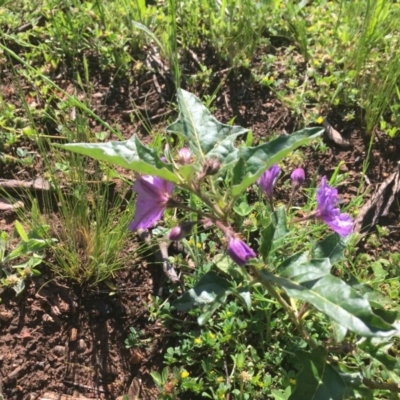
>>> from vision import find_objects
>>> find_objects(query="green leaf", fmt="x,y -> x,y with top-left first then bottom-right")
349,282 -> 399,322
172,271 -> 233,324
14,220 -> 28,242
197,299 -> 226,326
312,234 -> 349,265
260,270 -> 397,337
290,347 -> 346,400
213,254 -> 249,281
132,21 -> 164,52
150,371 -> 163,386
360,338 -> 400,377
338,370 -> 372,399
23,239 -> 49,253
277,252 -> 308,274
331,321 -> 348,343
237,287 -> 251,312
56,135 -> 180,183
0,231 -> 8,260
278,258 -> 332,283
11,278 -> 25,296
173,271 -> 249,325
7,243 -> 25,260
233,201 -> 255,216
259,222 -> 275,261
271,386 -> 292,400
272,206 -> 289,243
232,127 -> 323,196
167,89 -> 248,167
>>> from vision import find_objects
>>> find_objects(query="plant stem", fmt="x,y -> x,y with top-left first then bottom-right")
248,265 -> 318,350
363,378 -> 400,392
181,182 -> 226,220
268,196 -> 275,213
168,199 -> 216,221
286,189 -> 295,215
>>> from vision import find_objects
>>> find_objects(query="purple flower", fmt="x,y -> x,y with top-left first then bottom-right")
169,221 -> 195,241
291,168 -> 305,191
227,237 -> 256,266
177,147 -> 192,164
316,176 -> 353,237
257,164 -> 280,198
129,175 -> 174,231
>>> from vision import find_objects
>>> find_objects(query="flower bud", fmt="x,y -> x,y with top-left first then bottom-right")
169,221 -> 196,241
290,168 -> 305,191
257,164 -> 280,198
201,218 -> 213,229
177,147 -> 192,164
203,158 -> 220,176
227,236 -> 256,266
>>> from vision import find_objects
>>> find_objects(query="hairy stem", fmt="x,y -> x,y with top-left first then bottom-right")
168,199 -> 216,221
181,182 -> 226,220
249,265 -> 318,349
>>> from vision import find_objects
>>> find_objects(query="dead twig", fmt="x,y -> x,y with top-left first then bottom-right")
363,378 -> 400,392
138,229 -> 181,285
353,161 -> 400,233
0,178 -> 50,191
0,198 -> 24,211
323,119 -> 351,147
224,360 -> 231,400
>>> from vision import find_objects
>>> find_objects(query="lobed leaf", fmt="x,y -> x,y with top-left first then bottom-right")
167,89 -> 248,167
359,338 -> 400,377
172,271 -> 250,325
172,271 -> 233,325
312,233 -> 350,265
278,256 -> 332,282
55,135 -> 180,183
260,269 -> 397,337
290,347 -> 346,400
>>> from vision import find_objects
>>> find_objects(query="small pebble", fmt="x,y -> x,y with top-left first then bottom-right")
53,345 -> 65,357
78,339 -> 87,352
69,327 -> 77,341
0,307 -> 13,322
42,314 -> 54,323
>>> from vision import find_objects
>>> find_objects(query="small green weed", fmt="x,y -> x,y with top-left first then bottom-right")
0,220 -> 55,296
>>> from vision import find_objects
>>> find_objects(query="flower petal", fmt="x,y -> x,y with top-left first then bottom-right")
129,175 -> 175,231
227,237 -> 256,266
257,164 -> 280,198
316,176 -> 338,217
316,176 -> 353,236
129,199 -> 165,231
324,213 -> 353,237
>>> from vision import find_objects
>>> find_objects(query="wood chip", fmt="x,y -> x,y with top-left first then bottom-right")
42,313 -> 54,323
127,377 -> 142,400
353,162 -> 400,233
0,198 -> 24,211
39,392 -> 101,400
0,307 -> 13,322
137,229 -> 179,283
0,178 -> 50,190
70,327 -> 78,341
129,349 -> 144,365
323,119 -> 351,147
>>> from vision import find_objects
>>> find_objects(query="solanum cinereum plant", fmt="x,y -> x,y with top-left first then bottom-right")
59,90 -> 399,397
